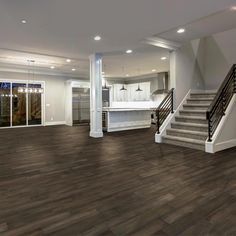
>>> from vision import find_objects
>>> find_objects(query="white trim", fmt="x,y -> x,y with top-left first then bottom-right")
89,131 -> 103,138
45,121 -> 66,126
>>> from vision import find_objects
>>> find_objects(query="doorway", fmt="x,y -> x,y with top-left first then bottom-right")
72,87 -> 90,125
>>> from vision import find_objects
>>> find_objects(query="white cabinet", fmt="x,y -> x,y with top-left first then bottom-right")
113,84 -> 127,101
127,82 -> 150,101
112,82 -> 150,102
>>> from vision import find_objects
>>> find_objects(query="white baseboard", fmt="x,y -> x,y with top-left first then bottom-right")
206,139 -> 236,153
45,121 -> 66,126
215,139 -> 236,152
107,125 -> 150,132
155,133 -> 162,143
90,131 -> 103,138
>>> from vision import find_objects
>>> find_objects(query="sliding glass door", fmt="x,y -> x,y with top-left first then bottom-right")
28,84 -> 42,125
0,81 -> 43,128
12,83 -> 27,126
0,82 -> 11,127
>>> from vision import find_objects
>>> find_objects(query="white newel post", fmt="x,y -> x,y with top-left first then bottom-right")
89,53 -> 103,138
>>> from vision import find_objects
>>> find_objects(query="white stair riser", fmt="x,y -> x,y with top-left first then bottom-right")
163,138 -> 205,151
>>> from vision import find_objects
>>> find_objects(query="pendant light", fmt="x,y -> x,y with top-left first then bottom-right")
136,68 -> 143,92
136,84 -> 143,92
18,60 -> 44,94
103,80 -> 109,90
102,64 -> 109,90
120,65 -> 127,91
120,84 -> 127,91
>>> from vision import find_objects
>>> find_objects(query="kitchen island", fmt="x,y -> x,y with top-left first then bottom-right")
102,107 -> 151,132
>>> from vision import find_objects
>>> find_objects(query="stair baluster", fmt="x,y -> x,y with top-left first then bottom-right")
156,88 -> 174,134
206,64 -> 236,142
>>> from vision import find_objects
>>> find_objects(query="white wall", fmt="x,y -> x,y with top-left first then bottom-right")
204,28 -> 236,89
0,71 -> 85,124
44,76 -> 66,124
170,28 -> 236,106
170,39 -> 205,107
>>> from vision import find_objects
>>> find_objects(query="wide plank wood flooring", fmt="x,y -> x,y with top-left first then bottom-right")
0,125 -> 236,236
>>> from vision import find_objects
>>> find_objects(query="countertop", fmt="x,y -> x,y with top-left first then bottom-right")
102,107 -> 154,112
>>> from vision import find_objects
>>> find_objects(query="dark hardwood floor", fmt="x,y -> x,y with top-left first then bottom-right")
0,125 -> 236,236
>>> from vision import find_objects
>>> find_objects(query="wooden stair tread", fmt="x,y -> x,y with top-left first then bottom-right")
190,92 -> 216,95
180,110 -> 207,113
176,115 -> 206,120
187,98 -> 213,101
184,104 -> 210,107
163,135 -> 205,145
172,122 -> 208,128
166,128 -> 208,136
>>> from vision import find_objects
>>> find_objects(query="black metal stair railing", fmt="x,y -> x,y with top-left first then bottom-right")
156,88 -> 174,134
206,64 -> 236,142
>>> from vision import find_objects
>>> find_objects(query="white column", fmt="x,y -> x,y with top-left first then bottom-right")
169,51 -> 177,109
89,53 -> 103,138
65,80 -> 73,126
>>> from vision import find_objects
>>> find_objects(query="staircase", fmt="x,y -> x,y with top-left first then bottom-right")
162,92 -> 216,151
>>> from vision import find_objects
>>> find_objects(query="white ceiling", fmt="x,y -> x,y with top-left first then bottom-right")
0,49 -> 89,78
103,46 -> 170,78
0,0 -> 235,78
157,8 -> 236,44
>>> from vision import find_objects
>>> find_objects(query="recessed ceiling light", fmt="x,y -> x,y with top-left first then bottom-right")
177,28 -> 185,34
66,59 -> 71,63
21,19 -> 27,24
102,71 -> 105,74
126,49 -> 133,54
126,74 -> 129,77
50,66 -> 55,69
161,57 -> 167,60
231,6 -> 236,10
152,69 -> 156,72
94,35 -> 101,41
72,68 -> 76,71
